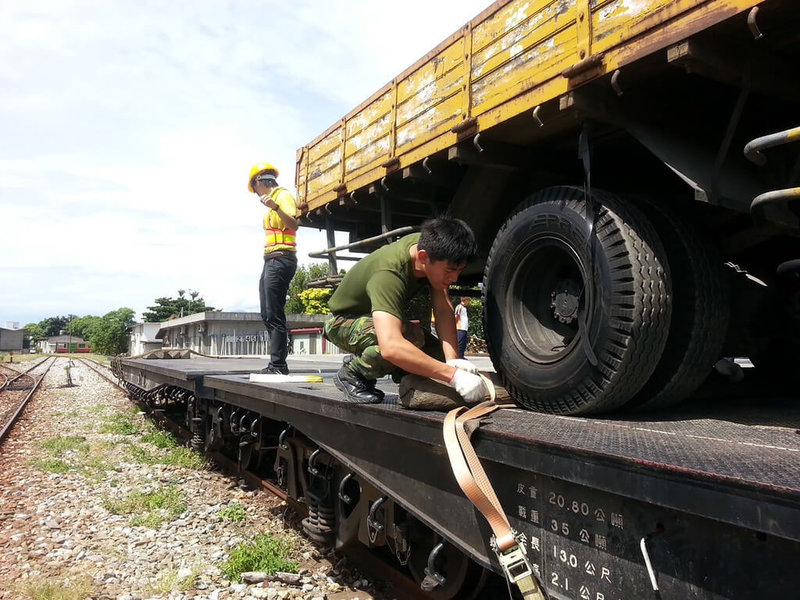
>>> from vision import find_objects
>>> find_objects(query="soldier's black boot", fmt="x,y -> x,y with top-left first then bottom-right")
341,355 -> 384,400
334,361 -> 383,404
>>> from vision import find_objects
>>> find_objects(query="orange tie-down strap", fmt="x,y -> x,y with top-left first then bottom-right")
443,375 -> 545,600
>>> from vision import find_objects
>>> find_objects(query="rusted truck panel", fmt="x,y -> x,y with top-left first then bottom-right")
296,0 -> 761,212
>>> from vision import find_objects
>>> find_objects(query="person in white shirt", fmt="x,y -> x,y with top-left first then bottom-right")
454,296 -> 470,359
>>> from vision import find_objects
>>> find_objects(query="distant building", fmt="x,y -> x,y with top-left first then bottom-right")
155,312 -> 342,356
289,327 -> 327,355
40,335 -> 91,354
0,327 -> 24,353
128,322 -> 162,356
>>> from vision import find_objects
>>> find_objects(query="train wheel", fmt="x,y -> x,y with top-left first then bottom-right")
406,525 -> 488,600
626,198 -> 730,410
483,186 -> 672,414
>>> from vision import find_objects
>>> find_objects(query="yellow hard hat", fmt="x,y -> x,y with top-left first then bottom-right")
248,162 -> 279,192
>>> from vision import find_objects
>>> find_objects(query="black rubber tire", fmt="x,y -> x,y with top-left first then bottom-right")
626,198 -> 730,410
483,186 -> 672,415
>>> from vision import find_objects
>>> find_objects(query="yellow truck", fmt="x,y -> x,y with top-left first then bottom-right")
296,0 -> 800,414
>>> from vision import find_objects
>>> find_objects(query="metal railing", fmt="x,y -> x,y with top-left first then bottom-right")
744,126 -> 800,227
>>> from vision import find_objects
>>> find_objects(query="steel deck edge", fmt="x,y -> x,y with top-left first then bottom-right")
202,373 -> 800,543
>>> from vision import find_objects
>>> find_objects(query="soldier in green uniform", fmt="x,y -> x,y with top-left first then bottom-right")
324,217 -> 486,404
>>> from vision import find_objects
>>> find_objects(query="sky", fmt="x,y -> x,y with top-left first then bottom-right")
0,0 -> 490,328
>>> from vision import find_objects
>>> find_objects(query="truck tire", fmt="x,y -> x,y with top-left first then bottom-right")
483,186 -> 672,414
626,198 -> 730,410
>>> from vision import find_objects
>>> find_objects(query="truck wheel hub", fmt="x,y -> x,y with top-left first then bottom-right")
550,280 -> 580,323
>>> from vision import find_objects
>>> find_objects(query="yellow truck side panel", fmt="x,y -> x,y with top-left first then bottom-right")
344,90 -> 393,177
297,0 -> 762,212
395,38 -> 467,152
471,1 -> 578,116
591,0 -> 703,56
306,126 -> 343,198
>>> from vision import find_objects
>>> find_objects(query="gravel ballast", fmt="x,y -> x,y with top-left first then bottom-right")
0,359 -> 391,600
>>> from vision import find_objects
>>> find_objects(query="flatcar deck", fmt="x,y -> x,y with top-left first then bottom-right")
119,355 -> 800,543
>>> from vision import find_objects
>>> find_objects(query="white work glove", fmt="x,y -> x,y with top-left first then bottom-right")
446,358 -> 480,374
447,369 -> 486,403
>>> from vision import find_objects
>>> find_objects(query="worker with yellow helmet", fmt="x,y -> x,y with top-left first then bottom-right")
248,162 -> 299,374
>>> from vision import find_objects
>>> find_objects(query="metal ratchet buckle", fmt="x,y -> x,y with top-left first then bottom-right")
491,532 -> 533,584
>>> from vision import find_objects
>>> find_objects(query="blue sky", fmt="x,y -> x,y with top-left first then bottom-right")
0,0 -> 489,327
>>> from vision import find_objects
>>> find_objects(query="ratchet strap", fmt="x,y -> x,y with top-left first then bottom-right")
442,376 -> 544,600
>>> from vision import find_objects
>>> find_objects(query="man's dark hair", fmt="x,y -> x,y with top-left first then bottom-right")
418,217 -> 477,265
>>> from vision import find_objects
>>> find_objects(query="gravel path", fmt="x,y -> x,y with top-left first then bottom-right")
0,358 -> 390,600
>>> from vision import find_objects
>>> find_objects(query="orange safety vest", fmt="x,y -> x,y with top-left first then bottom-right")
263,187 -> 297,253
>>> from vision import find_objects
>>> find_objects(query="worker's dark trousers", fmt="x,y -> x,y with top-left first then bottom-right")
259,252 -> 297,372
457,329 -> 469,359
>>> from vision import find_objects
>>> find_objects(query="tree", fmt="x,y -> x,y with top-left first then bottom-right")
286,264 -> 333,314
142,289 -> 217,322
70,315 -> 102,341
38,314 -> 78,337
465,297 -> 484,340
90,308 -> 135,355
23,323 -> 44,342
297,288 -> 332,315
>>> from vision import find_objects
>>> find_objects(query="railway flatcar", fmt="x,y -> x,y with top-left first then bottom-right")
113,355 -> 800,599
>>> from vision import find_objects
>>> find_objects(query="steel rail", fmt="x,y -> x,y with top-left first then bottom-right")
76,358 -> 121,389
0,357 -> 57,445
1,357 -> 48,387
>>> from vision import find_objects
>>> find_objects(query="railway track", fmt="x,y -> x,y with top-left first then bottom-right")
0,358 -> 56,443
0,358 -> 327,598
75,357 -> 119,387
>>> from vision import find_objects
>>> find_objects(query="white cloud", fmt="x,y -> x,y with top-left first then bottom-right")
0,0 -> 489,325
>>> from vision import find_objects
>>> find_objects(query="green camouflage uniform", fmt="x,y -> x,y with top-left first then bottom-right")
324,315 -> 444,380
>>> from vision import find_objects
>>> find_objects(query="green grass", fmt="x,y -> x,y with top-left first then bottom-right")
0,353 -> 38,365
221,533 -> 298,581
219,502 -> 247,522
30,458 -> 72,473
99,410 -> 142,435
18,576 -> 92,600
163,446 -> 206,469
125,442 -> 206,470
30,435 -> 116,477
147,567 -> 200,594
31,436 -> 91,473
79,449 -> 113,481
39,436 -> 89,455
141,430 -> 178,448
102,485 -> 187,529
125,443 -> 155,463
